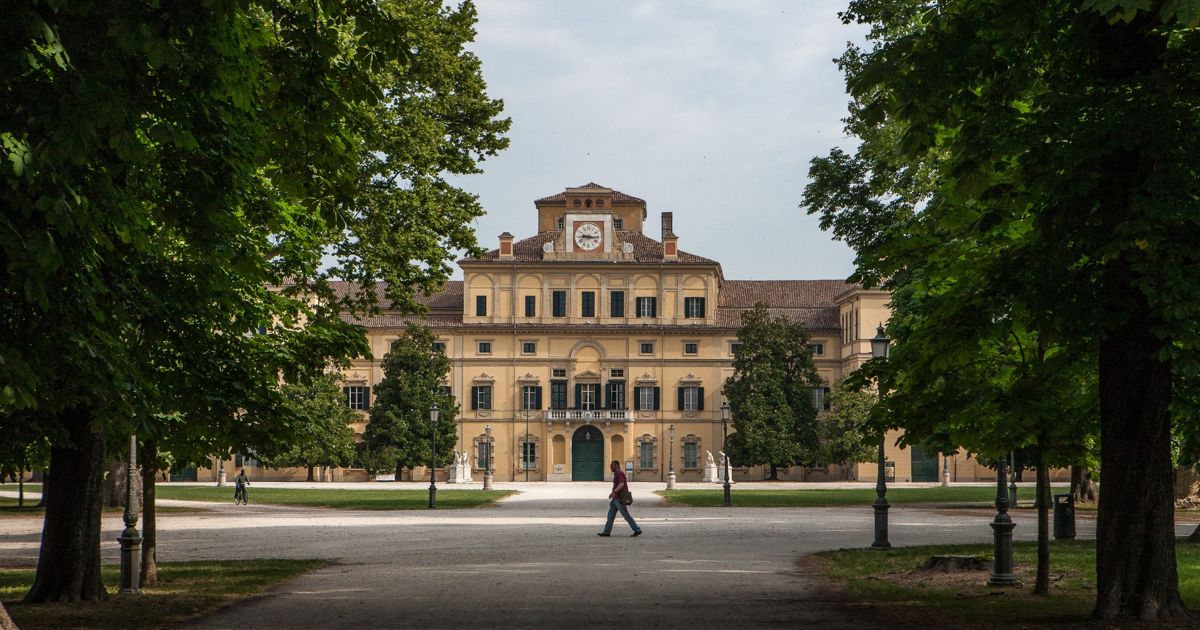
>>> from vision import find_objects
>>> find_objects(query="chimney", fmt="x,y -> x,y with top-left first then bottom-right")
661,212 -> 678,259
498,232 -> 514,259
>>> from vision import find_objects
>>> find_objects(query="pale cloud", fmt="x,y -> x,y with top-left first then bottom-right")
453,1 -> 867,280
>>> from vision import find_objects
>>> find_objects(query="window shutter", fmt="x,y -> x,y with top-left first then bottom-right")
364,386 -> 371,408
535,386 -> 543,410
574,383 -> 582,410
632,386 -> 641,410
616,381 -> 626,409
677,387 -> 685,411
602,383 -> 611,409
343,386 -> 351,407
653,387 -> 661,410
470,386 -> 479,410
651,298 -> 657,318
699,297 -> 706,317
697,387 -> 705,410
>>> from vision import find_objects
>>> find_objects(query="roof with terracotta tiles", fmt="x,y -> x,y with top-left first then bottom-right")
535,182 -> 646,204
460,230 -> 719,265
329,280 -> 462,311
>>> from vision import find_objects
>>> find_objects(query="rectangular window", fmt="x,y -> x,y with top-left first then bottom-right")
471,385 -> 492,410
606,381 -> 625,410
683,342 -> 699,355
809,342 -> 825,356
610,291 -> 625,317
521,442 -> 537,469
550,381 -> 568,410
730,342 -> 742,356
683,443 -> 698,469
613,218 -> 624,230
552,368 -> 567,378
813,386 -> 832,411
555,217 -> 564,230
522,341 -> 536,355
577,383 -> 598,410
522,385 -> 542,410
609,368 -> 624,379
476,441 -> 491,470
639,442 -> 654,469
636,386 -> 660,411
552,291 -> 567,317
639,342 -> 654,355
432,341 -> 446,354
475,295 -> 487,316
478,341 -> 491,355
636,296 -> 657,318
525,295 -> 536,317
581,291 -> 595,318
234,451 -> 259,468
684,297 -> 706,318
678,386 -> 704,412
345,385 -> 370,410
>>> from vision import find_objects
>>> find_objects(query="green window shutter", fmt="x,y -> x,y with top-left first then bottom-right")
364,386 -> 371,408
651,298 -> 657,318
653,387 -> 661,410
470,386 -> 479,410
632,386 -> 641,409
697,387 -> 705,410
699,297 -> 706,317
343,386 -> 351,407
535,386 -> 543,409
602,382 -> 611,409
574,383 -> 582,410
677,387 -> 685,411
616,381 -> 625,409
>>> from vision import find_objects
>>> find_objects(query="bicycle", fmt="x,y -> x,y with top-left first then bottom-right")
233,484 -> 248,505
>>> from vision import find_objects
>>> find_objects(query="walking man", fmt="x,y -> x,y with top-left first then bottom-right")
598,460 -> 642,537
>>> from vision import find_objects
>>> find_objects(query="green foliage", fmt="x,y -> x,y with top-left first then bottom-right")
815,381 -> 877,476
356,443 -> 402,477
723,304 -> 823,469
0,0 -> 508,464
364,324 -> 459,471
256,374 -> 357,471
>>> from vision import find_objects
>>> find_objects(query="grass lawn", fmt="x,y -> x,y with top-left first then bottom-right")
811,540 -> 1200,628
659,485 -> 1070,508
0,496 -> 204,518
0,559 -> 325,630
153,485 -> 515,509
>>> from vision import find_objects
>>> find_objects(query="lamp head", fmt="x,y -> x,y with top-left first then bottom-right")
870,324 -> 891,359
430,402 -> 439,424
669,424 -> 675,440
720,399 -> 730,421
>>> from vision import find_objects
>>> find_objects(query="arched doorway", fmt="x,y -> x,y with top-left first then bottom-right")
572,425 -> 604,481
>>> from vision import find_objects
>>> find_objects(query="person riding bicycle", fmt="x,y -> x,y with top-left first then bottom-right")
234,469 -> 249,504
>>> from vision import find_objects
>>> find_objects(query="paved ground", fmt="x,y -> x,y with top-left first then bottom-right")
0,482 -> 1190,629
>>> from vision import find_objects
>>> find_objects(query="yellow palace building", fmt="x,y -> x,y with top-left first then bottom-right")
209,183 -> 1024,484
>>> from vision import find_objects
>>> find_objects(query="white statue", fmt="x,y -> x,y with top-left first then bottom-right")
703,450 -> 719,483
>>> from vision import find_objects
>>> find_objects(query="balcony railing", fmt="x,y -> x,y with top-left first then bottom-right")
545,409 -> 629,422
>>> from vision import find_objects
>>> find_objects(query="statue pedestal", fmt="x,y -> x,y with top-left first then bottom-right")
448,452 -> 473,484
703,463 -> 719,483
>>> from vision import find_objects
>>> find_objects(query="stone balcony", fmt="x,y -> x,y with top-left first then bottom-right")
545,409 -> 630,424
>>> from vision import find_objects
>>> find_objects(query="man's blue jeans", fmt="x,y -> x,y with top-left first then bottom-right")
602,498 -> 642,534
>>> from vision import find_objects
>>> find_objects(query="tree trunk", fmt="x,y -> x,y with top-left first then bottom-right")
140,439 -> 158,587
25,408 -> 108,603
17,453 -> 23,508
0,601 -> 20,630
36,472 -> 46,508
1071,466 -> 1098,502
1093,286 -> 1186,620
306,464 -> 315,482
768,463 -> 779,481
1034,458 -> 1050,596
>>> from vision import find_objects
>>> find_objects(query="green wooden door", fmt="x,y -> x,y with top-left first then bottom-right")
572,426 -> 604,481
169,466 -> 197,482
910,445 -> 939,482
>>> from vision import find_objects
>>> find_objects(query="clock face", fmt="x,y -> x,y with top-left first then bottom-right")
574,223 -> 602,251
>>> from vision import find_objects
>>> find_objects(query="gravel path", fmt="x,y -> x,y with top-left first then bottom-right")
0,482 -> 1183,629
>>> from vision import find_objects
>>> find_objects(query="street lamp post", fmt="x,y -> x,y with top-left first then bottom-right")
428,403 -> 439,509
667,424 -> 676,490
483,424 -> 493,491
118,434 -> 142,593
870,324 -> 892,550
988,456 -> 1019,586
720,400 -> 731,507
1008,450 -> 1018,508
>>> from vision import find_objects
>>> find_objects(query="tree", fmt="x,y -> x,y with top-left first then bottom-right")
3,0 -> 507,602
259,375 -> 358,481
816,382 -> 877,479
805,0 -> 1199,619
364,324 -> 459,477
723,304 -> 823,479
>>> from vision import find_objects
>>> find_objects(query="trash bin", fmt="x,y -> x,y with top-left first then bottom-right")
1053,493 -> 1076,540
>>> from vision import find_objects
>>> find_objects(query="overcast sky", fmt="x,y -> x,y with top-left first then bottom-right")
449,1 -> 867,281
